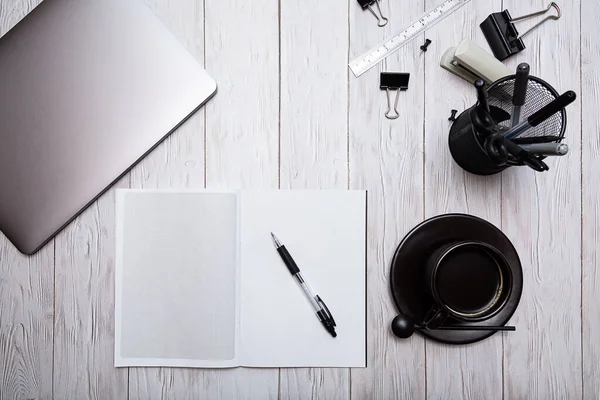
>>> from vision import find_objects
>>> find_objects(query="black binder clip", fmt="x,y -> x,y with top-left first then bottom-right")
480,2 -> 561,61
380,73 -> 410,120
358,0 -> 388,27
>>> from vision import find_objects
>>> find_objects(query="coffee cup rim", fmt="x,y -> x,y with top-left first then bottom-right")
430,240 -> 514,321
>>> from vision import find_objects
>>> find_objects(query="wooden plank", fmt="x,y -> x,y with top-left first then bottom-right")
0,2 -> 53,399
0,0 -> 42,35
204,0 -> 279,189
501,0 -> 583,398
348,1 -> 427,398
0,244 -> 54,400
422,1 -> 504,399
278,0 -> 349,398
581,0 -> 599,398
279,0 -> 349,190
127,0 -> 208,398
196,0 -> 280,397
53,181 -> 129,399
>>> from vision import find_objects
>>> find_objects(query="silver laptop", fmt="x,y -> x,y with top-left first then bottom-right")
0,0 -> 217,255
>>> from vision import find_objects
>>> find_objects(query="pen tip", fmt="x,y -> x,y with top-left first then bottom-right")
271,233 -> 282,248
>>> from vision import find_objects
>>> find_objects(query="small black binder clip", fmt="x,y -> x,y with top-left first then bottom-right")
358,0 -> 388,27
480,2 -> 561,61
380,73 -> 409,120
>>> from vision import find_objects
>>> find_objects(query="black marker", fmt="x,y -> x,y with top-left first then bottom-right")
511,63 -> 530,127
504,91 -> 577,139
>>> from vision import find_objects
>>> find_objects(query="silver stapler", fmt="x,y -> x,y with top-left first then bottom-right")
440,39 -> 512,84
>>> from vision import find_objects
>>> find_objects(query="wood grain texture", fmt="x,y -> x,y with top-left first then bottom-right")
278,0 -> 349,398
0,242 -> 53,400
127,1 -> 208,398
582,0 -> 599,398
53,181 -> 129,400
348,0 -> 427,399
0,244 -> 54,399
422,1 -> 504,399
203,0 -> 280,397
204,0 -> 279,189
501,1 -> 583,398
0,0 -> 42,35
0,3 -> 53,400
279,0 -> 349,190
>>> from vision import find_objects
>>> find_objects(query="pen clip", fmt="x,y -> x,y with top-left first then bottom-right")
316,295 -> 336,327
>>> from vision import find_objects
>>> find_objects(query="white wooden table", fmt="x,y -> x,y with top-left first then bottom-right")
1,0 -> 598,398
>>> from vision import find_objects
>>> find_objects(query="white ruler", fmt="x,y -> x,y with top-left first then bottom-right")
349,0 -> 473,77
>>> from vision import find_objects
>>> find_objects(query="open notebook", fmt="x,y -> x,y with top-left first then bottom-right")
115,190 -> 367,368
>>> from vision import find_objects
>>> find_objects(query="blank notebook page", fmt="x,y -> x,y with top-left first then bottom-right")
239,190 -> 366,367
115,191 -> 239,367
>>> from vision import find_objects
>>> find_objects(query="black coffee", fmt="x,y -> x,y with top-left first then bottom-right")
435,246 -> 501,315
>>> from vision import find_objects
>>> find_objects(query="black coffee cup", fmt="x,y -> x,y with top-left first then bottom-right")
423,241 -> 513,330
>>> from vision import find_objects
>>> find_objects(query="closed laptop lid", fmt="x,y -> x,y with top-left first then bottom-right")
0,0 -> 216,254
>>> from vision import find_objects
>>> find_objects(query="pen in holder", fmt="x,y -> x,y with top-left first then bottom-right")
448,66 -> 573,175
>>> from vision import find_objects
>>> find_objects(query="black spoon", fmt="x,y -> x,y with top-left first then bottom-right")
391,314 -> 516,339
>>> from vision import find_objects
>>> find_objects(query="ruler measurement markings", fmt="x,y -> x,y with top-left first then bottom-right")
349,0 -> 473,77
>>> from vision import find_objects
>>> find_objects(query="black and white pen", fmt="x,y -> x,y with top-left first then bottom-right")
271,233 -> 337,338
519,142 -> 569,156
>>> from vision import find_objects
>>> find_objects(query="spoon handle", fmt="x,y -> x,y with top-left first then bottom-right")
432,325 -> 515,331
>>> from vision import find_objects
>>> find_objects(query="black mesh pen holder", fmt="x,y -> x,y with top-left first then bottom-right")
448,74 -> 566,175
488,75 -> 566,167
448,106 -> 508,175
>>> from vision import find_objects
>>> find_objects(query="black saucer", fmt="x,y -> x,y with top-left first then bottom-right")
390,214 -> 523,345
